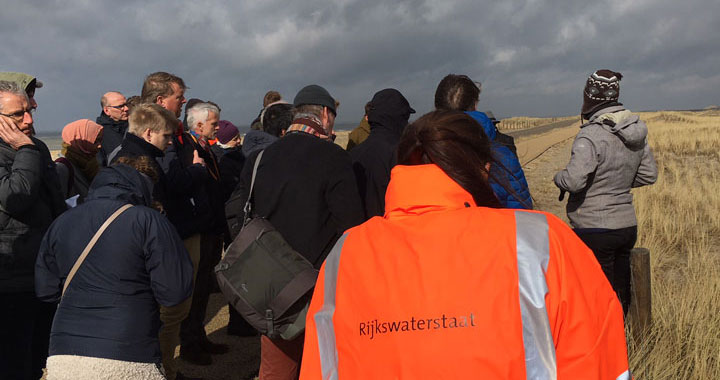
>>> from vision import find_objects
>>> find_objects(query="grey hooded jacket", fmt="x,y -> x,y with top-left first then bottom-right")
554,106 -> 657,229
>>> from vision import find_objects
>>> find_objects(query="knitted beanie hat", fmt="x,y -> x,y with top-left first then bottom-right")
216,120 -> 239,144
582,69 -> 623,117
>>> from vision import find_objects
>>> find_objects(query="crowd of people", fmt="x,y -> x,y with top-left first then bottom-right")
0,68 -> 655,380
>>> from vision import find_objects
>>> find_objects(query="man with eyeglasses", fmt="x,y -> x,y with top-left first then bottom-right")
0,80 -> 66,379
97,91 -> 130,166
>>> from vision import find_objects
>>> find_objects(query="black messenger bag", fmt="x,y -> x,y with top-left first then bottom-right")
216,151 -> 318,340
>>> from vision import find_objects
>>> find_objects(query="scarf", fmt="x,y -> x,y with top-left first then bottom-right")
286,115 -> 330,140
189,130 -> 210,151
61,142 -> 100,181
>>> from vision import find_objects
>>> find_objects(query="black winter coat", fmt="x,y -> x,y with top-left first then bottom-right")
211,145 -> 246,203
350,89 -> 413,219
96,112 -> 128,167
35,165 -> 193,364
157,131 -> 224,238
0,138 -> 66,293
228,132 -> 364,267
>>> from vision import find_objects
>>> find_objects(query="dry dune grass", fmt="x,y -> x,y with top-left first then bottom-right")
627,111 -> 720,378
499,115 -> 575,130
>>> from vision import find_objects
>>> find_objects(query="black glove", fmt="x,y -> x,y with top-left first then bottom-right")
558,189 -> 566,201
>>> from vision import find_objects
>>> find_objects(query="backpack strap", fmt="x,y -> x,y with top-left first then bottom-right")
62,204 -> 133,297
54,157 -> 74,198
242,150 -> 265,225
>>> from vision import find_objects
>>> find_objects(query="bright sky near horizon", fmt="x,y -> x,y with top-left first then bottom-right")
2,0 -> 719,133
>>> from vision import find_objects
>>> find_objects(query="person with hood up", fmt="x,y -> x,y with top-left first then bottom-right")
554,69 -> 657,314
35,159 -> 193,379
56,119 -> 103,205
350,88 -> 415,219
435,74 -> 533,209
96,91 -> 129,166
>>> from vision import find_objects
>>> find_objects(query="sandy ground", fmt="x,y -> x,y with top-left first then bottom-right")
43,123 -> 581,380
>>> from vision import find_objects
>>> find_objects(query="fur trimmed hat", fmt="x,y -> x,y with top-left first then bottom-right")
582,69 -> 623,117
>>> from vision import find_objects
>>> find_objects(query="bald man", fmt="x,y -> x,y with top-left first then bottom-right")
97,91 -> 129,166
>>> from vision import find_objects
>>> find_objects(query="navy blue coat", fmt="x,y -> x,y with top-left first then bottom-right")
466,111 -> 533,209
35,164 -> 193,363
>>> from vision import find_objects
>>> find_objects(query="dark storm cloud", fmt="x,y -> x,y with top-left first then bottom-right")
1,0 -> 718,132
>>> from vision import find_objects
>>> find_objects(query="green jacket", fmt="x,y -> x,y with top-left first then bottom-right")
346,118 -> 370,151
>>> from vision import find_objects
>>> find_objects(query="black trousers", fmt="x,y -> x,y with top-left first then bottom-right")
0,292 -> 56,380
575,226 -> 637,315
180,233 -> 224,346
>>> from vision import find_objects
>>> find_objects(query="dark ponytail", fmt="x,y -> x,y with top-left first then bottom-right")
398,110 -> 501,208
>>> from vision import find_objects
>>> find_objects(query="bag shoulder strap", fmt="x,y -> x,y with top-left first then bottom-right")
62,204 -> 133,296
242,150 -> 265,221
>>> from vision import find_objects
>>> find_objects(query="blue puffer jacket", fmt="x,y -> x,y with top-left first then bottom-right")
35,164 -> 193,363
466,111 -> 533,209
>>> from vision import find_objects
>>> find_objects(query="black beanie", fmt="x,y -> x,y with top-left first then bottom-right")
582,70 -> 623,118
293,85 -> 336,116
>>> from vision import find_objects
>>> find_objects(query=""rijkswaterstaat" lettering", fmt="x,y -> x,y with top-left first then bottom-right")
359,312 -> 477,340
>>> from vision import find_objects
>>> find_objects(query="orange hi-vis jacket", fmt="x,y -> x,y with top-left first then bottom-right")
300,164 -> 630,380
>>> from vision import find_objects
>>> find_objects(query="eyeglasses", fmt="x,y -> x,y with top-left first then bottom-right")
0,108 -> 33,120
107,103 -> 127,109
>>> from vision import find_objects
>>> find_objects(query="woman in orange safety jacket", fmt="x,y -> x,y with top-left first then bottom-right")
300,110 -> 630,379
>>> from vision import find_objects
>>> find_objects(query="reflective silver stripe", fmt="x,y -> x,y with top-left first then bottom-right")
616,370 -> 630,380
314,233 -> 348,380
515,211 -> 557,379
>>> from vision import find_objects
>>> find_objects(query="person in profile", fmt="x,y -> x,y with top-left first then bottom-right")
554,69 -> 657,314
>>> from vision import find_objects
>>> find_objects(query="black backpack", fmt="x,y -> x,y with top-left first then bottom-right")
216,151 -> 318,340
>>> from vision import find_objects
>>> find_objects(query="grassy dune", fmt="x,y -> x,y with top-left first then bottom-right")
628,110 -> 720,378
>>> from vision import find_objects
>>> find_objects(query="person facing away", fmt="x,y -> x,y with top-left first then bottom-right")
242,101 -> 293,157
554,69 -> 657,314
435,74 -> 533,209
0,79 -> 66,380
299,110 -> 631,380
56,119 -> 103,204
228,84 -> 364,380
96,91 -> 129,166
350,88 -> 415,219
35,158 -> 193,380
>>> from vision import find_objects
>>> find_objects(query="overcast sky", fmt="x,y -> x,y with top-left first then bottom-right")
2,0 -> 719,133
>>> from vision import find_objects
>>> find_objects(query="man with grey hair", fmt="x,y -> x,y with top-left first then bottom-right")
177,101 -> 229,366
0,71 -> 43,111
0,81 -> 66,379
226,85 -> 364,379
97,91 -> 129,166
